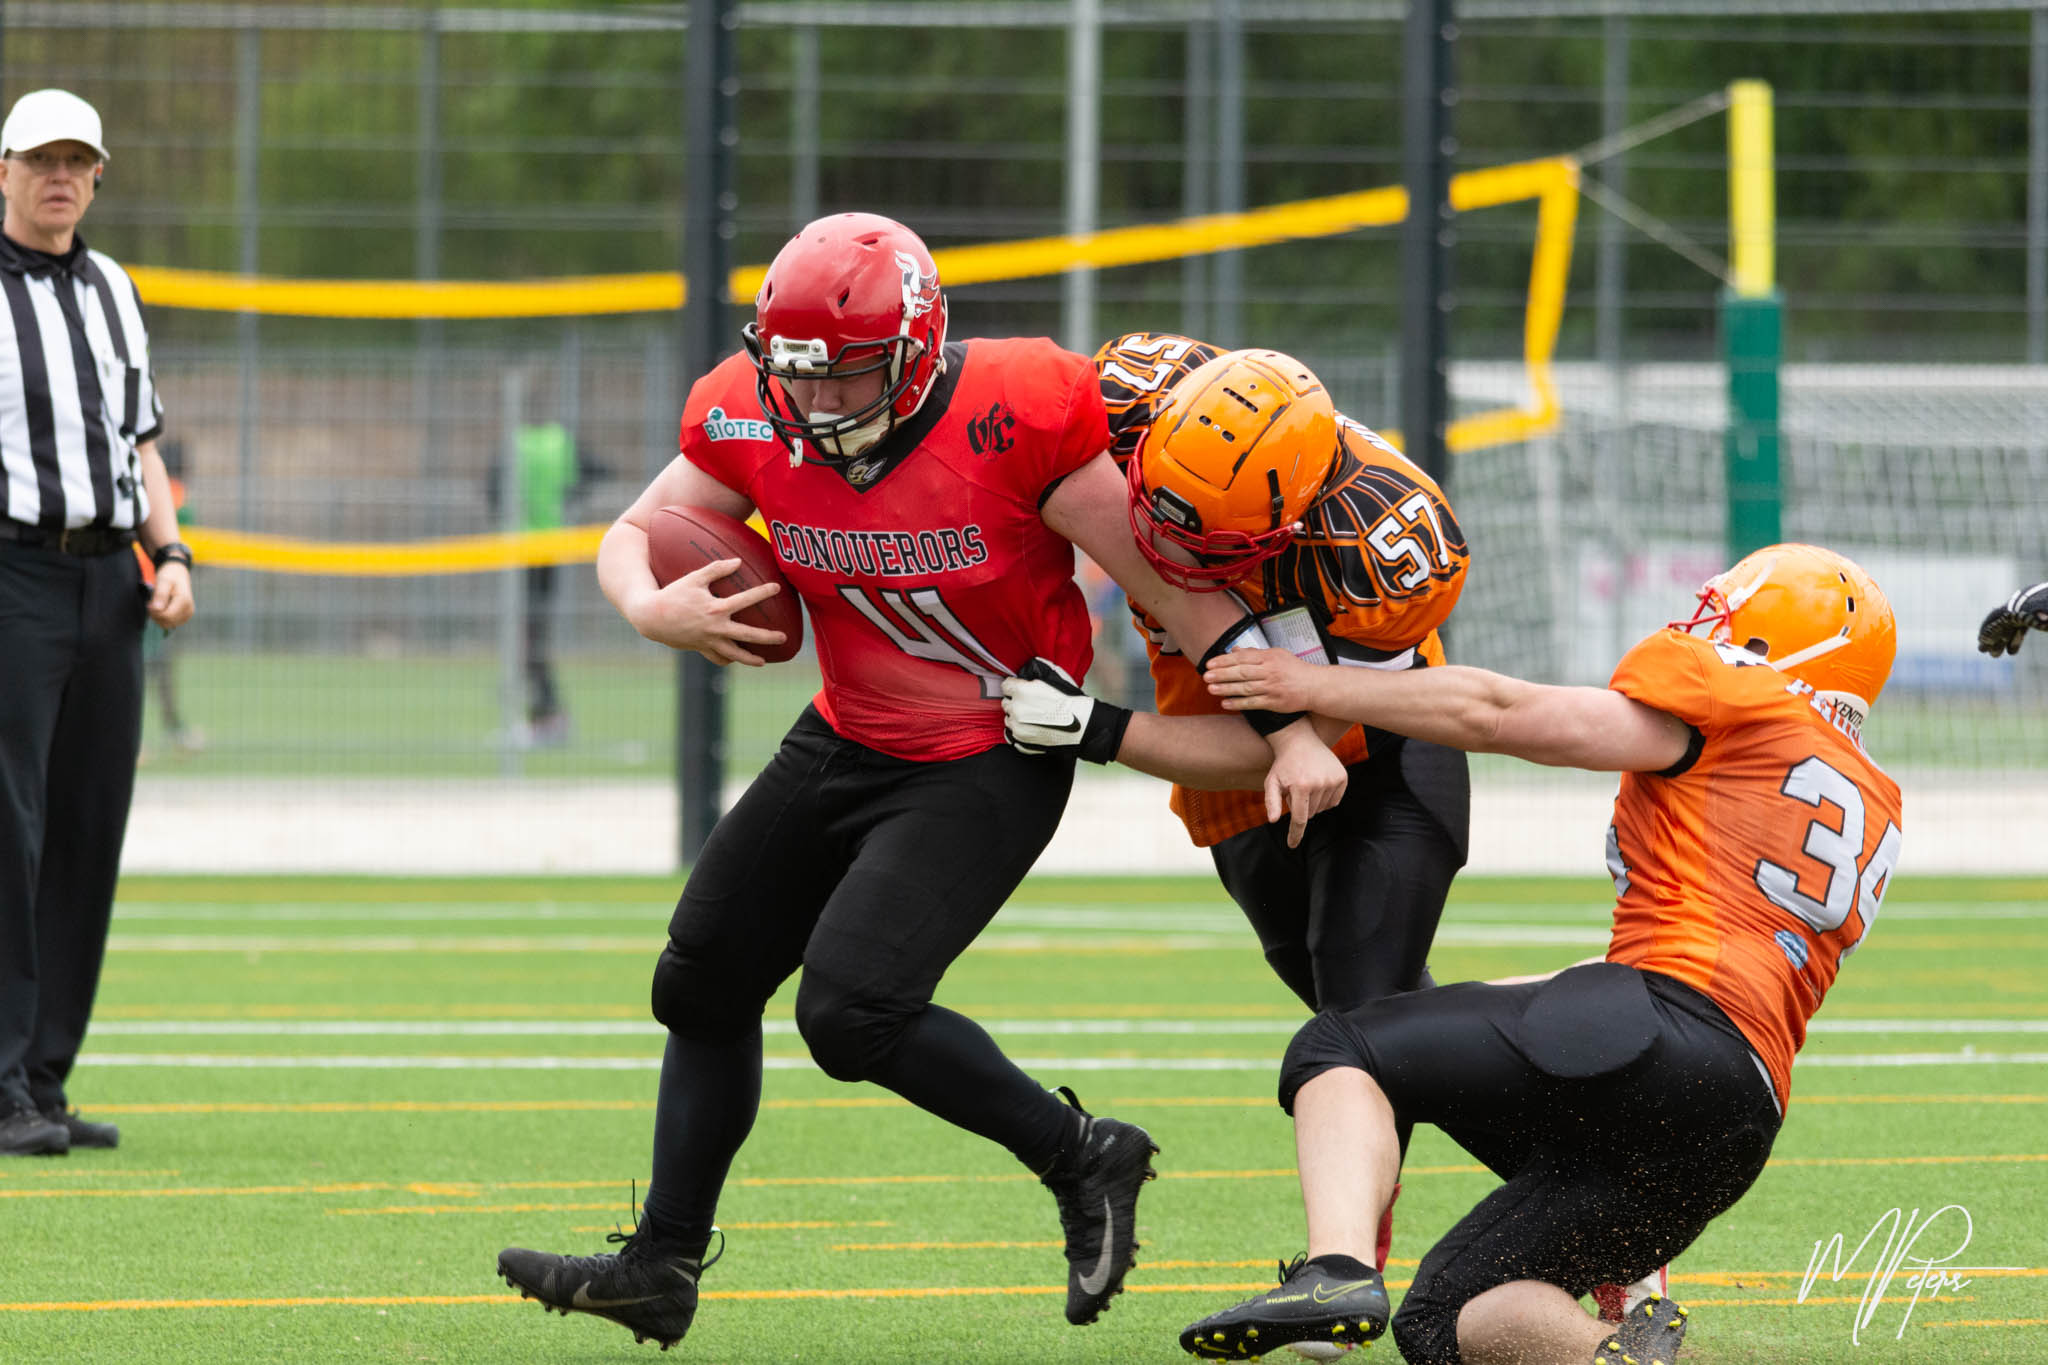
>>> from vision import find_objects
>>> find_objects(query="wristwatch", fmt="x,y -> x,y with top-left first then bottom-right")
150,540 -> 194,571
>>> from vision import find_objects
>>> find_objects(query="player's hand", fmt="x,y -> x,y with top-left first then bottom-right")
147,561 -> 194,630
629,556 -> 788,666
1001,657 -> 1132,763
1978,582 -> 2048,657
1261,716 -> 1347,848
1204,646 -> 1319,714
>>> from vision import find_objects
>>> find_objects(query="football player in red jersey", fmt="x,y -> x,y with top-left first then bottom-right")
1175,545 -> 1901,1365
494,214 -> 1347,1351
1004,338 -> 1471,1277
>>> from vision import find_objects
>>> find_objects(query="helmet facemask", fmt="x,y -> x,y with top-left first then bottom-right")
744,329 -> 927,463
1126,452 -> 1300,592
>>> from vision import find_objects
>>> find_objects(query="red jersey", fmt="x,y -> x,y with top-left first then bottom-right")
1094,331 -> 1470,846
681,339 -> 1108,761
1604,629 -> 1905,1109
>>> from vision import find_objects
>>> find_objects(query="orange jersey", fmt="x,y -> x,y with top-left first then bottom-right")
1604,629 -> 1905,1110
1094,331 -> 1470,846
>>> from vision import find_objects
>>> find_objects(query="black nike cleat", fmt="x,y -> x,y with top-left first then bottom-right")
1180,1254 -> 1390,1360
1040,1086 -> 1159,1325
1593,1292 -> 1689,1365
497,1223 -> 723,1351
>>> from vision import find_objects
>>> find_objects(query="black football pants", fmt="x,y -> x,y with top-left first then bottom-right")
639,705 -> 1081,1247
1211,735 -> 1468,1012
0,543 -> 146,1114
1281,964 -> 1783,1365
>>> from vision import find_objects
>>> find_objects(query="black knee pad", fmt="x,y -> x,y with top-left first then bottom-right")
792,970 -> 916,1083
1391,1295 -> 1459,1365
1277,1009 -> 1374,1114
650,942 -> 763,1041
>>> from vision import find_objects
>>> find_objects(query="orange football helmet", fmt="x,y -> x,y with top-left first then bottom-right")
1127,349 -> 1338,591
1672,543 -> 1896,721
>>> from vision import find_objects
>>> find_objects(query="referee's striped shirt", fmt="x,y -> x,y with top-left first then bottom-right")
0,231 -> 163,531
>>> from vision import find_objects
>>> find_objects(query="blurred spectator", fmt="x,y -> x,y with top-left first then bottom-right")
137,437 -> 202,758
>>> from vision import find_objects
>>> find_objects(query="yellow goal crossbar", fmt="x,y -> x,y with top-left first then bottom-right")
155,156 -> 1578,576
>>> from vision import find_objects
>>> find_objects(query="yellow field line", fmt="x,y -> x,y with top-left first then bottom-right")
14,1154 -> 2047,1202
73,1096 -> 912,1115
1675,1268 -> 2048,1284
1922,1318 -> 2048,1329
61,1094 -> 2048,1119
0,1287 -> 1993,1315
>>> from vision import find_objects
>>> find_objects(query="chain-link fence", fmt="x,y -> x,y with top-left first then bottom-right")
6,1 -> 2044,869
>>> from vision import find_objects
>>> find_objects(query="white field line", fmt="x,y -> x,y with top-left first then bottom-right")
73,1049 -> 2048,1072
81,1018 -> 2048,1038
107,900 -> 2048,925
101,925 -> 1611,953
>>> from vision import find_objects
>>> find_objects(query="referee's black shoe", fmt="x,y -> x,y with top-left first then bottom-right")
0,1105 -> 68,1156
498,1224 -> 723,1351
1594,1292 -> 1690,1365
1179,1253 -> 1389,1359
43,1107 -> 119,1149
1039,1086 -> 1159,1325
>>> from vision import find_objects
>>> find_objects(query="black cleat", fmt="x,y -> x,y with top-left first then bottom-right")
498,1222 -> 723,1351
1593,1292 -> 1689,1365
1040,1086 -> 1159,1325
1180,1254 -> 1390,1360
0,1105 -> 68,1156
43,1107 -> 118,1149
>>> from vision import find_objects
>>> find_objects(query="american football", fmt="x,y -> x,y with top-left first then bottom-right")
647,504 -> 803,663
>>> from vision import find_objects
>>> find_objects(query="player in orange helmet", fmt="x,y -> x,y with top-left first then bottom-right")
1009,335 -> 1470,1013
1004,336 -> 1469,1284
1175,544 -> 1902,1365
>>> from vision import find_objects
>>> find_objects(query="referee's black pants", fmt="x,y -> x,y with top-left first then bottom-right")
0,542 -> 146,1114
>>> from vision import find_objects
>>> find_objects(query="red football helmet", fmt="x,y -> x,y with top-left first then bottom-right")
742,213 -> 948,464
1127,349 -> 1338,591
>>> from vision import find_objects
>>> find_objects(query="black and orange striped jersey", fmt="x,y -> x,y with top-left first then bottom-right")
1092,330 -> 1472,846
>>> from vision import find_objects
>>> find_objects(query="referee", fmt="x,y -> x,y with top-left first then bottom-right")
0,90 -> 191,1157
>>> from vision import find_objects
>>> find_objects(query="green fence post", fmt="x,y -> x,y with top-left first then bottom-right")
1723,287 -> 1781,558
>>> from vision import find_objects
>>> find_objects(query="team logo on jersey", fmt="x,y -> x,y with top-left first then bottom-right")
703,406 -> 776,444
965,402 -> 1016,457
898,251 -> 941,320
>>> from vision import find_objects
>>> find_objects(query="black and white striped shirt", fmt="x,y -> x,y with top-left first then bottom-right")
0,232 -> 163,531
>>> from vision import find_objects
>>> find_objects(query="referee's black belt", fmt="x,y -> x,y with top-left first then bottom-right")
0,520 -> 136,556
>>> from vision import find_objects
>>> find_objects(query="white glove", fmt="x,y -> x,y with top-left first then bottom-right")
1000,658 -> 1131,762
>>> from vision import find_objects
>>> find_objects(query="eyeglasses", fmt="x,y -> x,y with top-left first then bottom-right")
8,149 -> 101,177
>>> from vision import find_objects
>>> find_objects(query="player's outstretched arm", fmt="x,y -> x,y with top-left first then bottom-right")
1205,647 -> 1694,774
597,455 -> 787,666
1039,452 -> 1347,829
1979,581 -> 2048,657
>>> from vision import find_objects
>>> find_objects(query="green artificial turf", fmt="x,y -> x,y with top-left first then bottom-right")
2,874 -> 2044,1362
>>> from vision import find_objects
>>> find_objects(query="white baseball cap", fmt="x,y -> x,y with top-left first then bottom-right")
1,89 -> 108,163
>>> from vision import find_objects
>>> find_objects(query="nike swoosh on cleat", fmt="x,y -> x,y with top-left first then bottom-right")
1075,1195 -> 1117,1296
571,1284 -> 663,1311
1310,1279 -> 1381,1305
